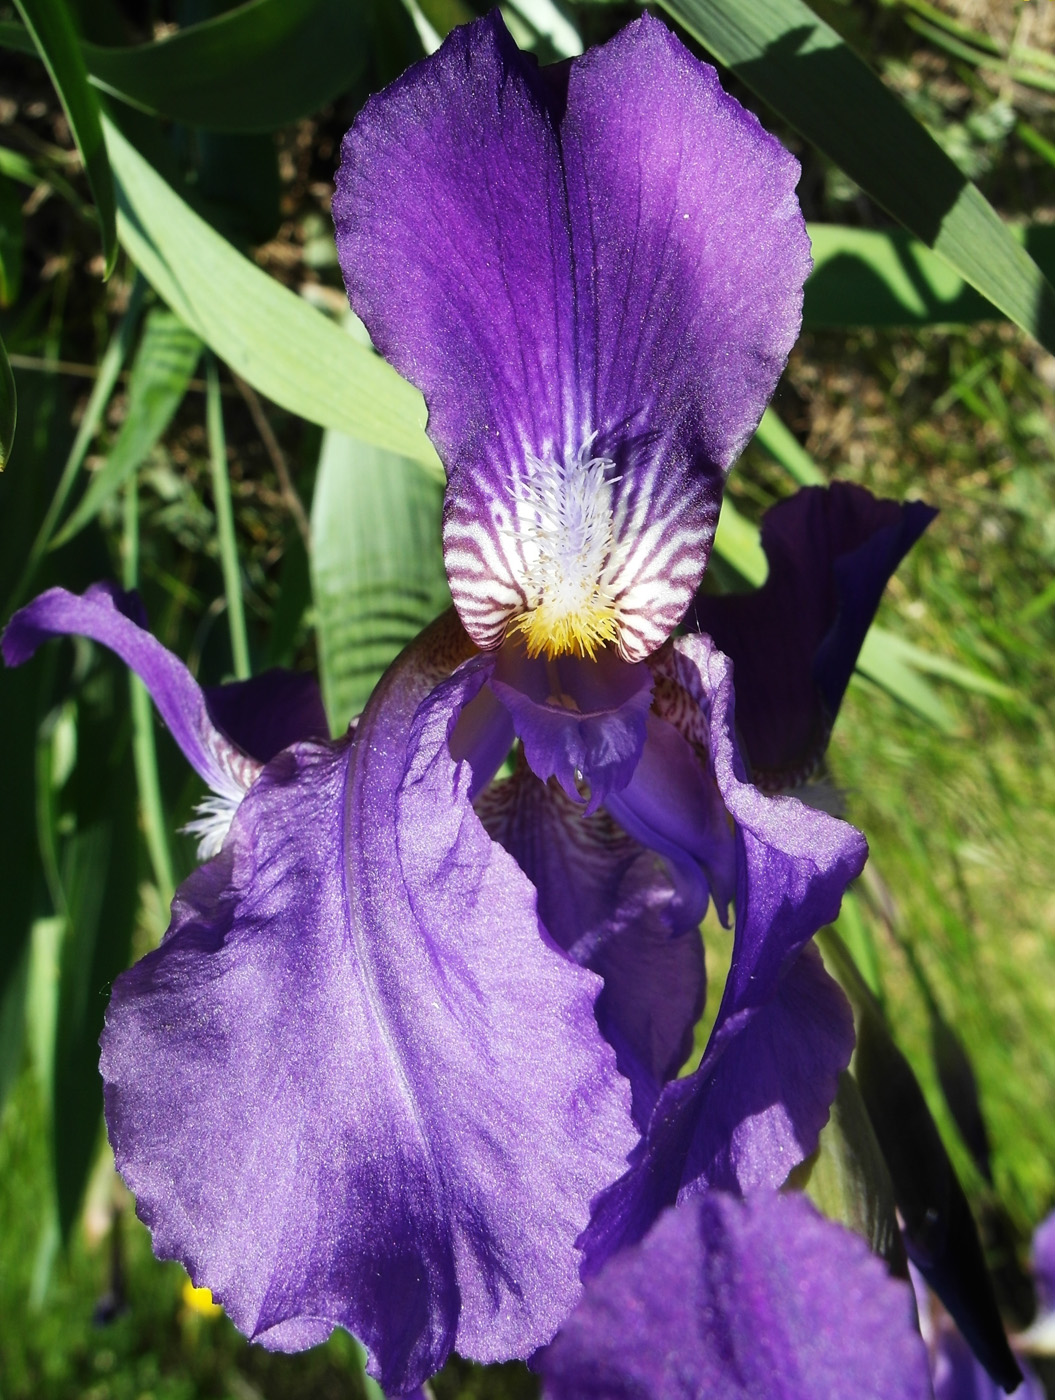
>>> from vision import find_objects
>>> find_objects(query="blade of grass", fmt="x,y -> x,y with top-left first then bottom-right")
0,142 -> 85,210
854,631 -> 956,731
0,329 -> 15,469
1017,120 -> 1055,168
4,275 -> 145,618
0,172 -> 24,308
53,307 -> 202,546
122,478 -> 175,907
205,354 -> 249,680
13,0 -> 117,276
658,0 -> 1055,353
1017,575 -> 1055,625
865,625 -> 1016,702
888,0 -> 1001,58
904,13 -> 1055,94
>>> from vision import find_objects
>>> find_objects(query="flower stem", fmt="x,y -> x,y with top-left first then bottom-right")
205,353 -> 250,680
3,274 -> 145,621
123,477 -> 175,908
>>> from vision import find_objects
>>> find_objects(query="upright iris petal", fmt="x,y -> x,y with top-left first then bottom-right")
335,10 -> 811,662
693,483 -> 937,786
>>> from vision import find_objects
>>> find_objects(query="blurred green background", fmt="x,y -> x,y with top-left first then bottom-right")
2,0 -> 1055,1395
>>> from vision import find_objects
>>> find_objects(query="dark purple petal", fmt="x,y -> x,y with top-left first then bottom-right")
931,1325 -> 1044,1400
2,583 -> 257,800
489,644 -> 653,811
203,669 -> 330,761
605,711 -> 736,927
581,634 -> 866,1267
583,949 -> 854,1269
336,13 -> 810,659
1033,1210 -> 1055,1315
679,945 -> 854,1194
478,760 -> 704,1128
693,484 -> 937,785
663,634 -> 866,1025
101,614 -> 636,1395
447,673 -> 515,800
541,1190 -> 933,1400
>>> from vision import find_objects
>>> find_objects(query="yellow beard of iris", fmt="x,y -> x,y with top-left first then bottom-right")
510,598 -> 620,660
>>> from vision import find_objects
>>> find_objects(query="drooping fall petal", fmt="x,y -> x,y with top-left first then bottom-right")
478,759 -> 704,1128
542,1191 -> 933,1400
582,634 -> 864,1268
2,583 -> 259,799
98,615 -> 635,1395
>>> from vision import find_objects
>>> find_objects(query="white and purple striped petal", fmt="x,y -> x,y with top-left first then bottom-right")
335,13 -> 810,661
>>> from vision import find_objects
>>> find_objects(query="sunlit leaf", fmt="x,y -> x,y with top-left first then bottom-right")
311,336 -> 450,733
711,495 -> 767,586
867,627 -> 1016,701
806,223 -> 1055,329
855,627 -> 955,732
754,406 -> 824,484
13,0 -> 117,277
103,115 -> 442,474
659,0 -> 1055,353
53,308 -> 202,545
505,0 -> 583,57
83,0 -> 371,133
796,1070 -> 905,1272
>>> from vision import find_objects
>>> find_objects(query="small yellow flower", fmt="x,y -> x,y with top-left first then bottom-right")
182,1278 -> 223,1318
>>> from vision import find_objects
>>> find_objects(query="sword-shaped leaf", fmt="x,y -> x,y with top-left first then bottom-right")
659,0 -> 1055,353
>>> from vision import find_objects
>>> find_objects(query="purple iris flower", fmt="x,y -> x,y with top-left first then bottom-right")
2,12 -> 934,1397
539,1189 -> 935,1400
